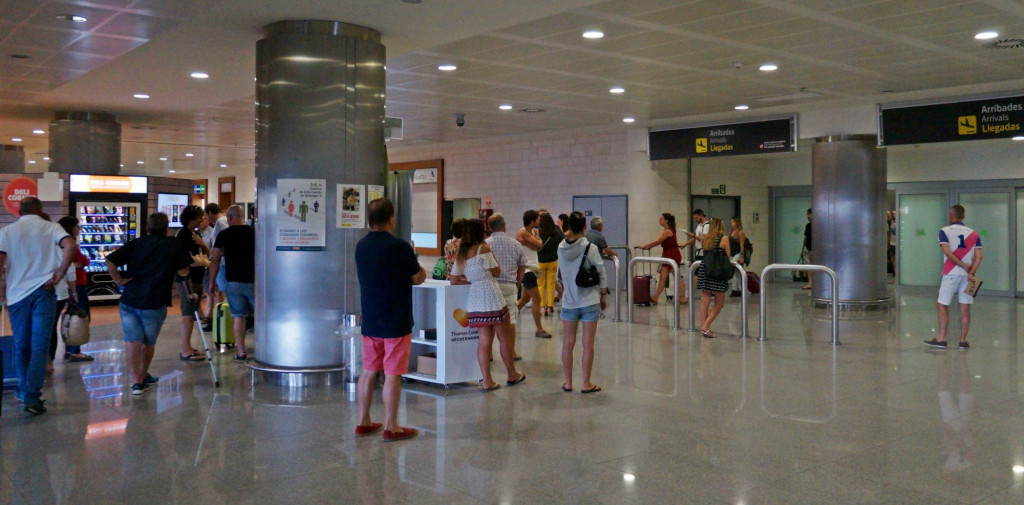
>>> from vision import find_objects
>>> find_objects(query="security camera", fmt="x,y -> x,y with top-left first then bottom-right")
455,113 -> 465,127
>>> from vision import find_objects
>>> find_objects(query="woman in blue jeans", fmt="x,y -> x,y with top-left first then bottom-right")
556,211 -> 608,394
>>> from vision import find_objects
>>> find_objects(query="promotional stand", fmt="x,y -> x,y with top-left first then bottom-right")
403,280 -> 483,387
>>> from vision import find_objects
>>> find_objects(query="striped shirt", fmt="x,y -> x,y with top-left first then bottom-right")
938,222 -> 981,276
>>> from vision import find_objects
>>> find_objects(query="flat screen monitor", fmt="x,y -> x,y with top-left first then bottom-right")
157,193 -> 189,228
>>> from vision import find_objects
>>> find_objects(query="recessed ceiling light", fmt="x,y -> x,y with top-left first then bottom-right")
609,87 -> 625,94
622,117 -> 635,123
975,31 -> 999,40
169,170 -> 176,173
11,137 -> 22,142
735,104 -> 750,110
582,30 -> 604,39
43,156 -> 49,161
56,14 -> 87,23
32,129 -> 44,134
133,93 -> 150,99
499,104 -> 513,110
185,153 -> 194,157
759,64 -> 778,72
220,164 -> 227,167
28,160 -> 36,164
438,64 -> 457,71
190,72 -> 209,79
136,160 -> 144,164
119,164 -> 124,167
1014,136 -> 1024,141
159,157 -> 167,161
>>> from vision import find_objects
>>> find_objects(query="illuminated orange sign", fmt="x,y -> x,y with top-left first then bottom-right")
69,174 -> 148,194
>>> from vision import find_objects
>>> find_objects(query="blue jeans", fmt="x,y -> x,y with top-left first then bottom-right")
9,285 -> 57,405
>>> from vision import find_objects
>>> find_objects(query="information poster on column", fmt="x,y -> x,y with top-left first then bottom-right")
368,185 -> 384,202
337,184 -> 365,228
275,179 -> 326,251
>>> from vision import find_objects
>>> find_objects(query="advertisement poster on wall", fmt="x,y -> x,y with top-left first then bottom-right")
368,185 -> 384,202
275,179 -> 326,251
337,184 -> 365,228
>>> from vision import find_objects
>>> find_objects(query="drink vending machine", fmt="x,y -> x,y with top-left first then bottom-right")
68,175 -> 149,302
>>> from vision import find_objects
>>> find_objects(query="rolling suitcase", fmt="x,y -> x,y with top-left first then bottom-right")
213,302 -> 235,350
746,271 -> 761,294
632,247 -> 652,306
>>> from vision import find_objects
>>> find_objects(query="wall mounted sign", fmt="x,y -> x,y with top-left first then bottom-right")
69,174 -> 147,194
3,176 -> 38,215
880,94 -> 1024,146
337,183 -> 365,228
413,168 -> 438,184
275,178 -> 325,251
649,115 -> 797,160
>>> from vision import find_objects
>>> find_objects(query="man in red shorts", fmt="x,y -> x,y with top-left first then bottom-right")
354,198 -> 426,442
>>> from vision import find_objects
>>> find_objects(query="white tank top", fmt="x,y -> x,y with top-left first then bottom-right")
519,228 -> 540,270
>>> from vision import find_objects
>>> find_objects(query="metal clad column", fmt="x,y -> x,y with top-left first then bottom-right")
812,135 -> 889,306
0,145 -> 25,173
48,112 -> 120,175
255,21 -> 386,368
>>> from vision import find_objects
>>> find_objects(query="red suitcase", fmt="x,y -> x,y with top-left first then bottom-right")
632,247 -> 652,306
746,271 -> 761,294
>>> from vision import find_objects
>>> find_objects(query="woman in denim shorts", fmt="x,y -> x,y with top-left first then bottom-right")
556,212 -> 608,394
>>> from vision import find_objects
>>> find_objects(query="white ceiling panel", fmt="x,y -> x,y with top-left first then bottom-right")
2,0 -> 1024,164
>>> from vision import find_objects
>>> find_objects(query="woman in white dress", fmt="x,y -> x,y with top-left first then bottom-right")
450,219 -> 525,392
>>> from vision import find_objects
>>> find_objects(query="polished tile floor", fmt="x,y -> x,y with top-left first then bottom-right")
2,284 -> 1024,504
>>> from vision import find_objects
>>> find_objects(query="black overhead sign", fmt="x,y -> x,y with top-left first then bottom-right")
881,95 -> 1024,146
648,117 -> 795,161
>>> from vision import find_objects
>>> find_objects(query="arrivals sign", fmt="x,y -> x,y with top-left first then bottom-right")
881,95 -> 1024,145
649,116 -> 795,160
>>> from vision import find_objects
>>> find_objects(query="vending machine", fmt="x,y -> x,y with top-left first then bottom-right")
68,175 -> 149,302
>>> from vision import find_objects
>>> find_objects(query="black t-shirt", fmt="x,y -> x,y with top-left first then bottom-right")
107,234 -> 191,310
804,222 -> 813,250
355,231 -> 421,338
538,229 -> 564,263
176,227 -> 205,284
213,225 -> 255,283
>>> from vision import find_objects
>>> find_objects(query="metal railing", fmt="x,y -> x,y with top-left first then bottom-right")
686,260 -> 749,338
627,256 -> 681,330
759,263 -> 839,345
609,255 -> 621,322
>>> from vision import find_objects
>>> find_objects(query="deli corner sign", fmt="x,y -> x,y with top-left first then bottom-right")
3,176 -> 38,216
648,114 -> 797,161
880,93 -> 1024,146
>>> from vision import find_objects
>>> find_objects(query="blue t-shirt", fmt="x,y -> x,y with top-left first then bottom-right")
355,231 -> 421,338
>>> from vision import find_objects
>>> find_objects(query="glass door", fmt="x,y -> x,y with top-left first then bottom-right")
773,195 -> 812,274
1018,190 -> 1024,297
954,190 -> 1013,294
897,192 -> 948,287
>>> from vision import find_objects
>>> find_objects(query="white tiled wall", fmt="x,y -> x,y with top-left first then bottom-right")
389,128 -> 689,249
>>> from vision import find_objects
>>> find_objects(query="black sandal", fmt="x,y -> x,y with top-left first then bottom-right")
179,352 -> 205,361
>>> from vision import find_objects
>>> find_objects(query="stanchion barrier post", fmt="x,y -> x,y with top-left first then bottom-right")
687,261 -> 700,332
758,263 -> 839,345
610,256 -> 621,322
627,256 -> 681,330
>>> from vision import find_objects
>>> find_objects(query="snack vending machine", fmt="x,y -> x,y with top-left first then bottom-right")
75,202 -> 142,300
68,174 -> 150,302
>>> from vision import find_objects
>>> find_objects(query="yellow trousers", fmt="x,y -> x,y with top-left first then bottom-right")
538,261 -> 559,307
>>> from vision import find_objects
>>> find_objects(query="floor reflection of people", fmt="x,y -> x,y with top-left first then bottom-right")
937,352 -> 976,472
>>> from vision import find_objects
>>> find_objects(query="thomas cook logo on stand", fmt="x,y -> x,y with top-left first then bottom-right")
695,138 -> 708,153
958,116 -> 977,135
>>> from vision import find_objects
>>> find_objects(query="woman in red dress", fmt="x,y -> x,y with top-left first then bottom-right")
640,212 -> 686,304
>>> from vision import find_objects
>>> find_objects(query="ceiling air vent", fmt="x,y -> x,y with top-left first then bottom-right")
989,38 -> 1024,49
518,108 -> 545,113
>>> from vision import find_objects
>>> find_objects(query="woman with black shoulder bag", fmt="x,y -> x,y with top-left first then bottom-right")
556,211 -> 607,394
696,218 -> 732,338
